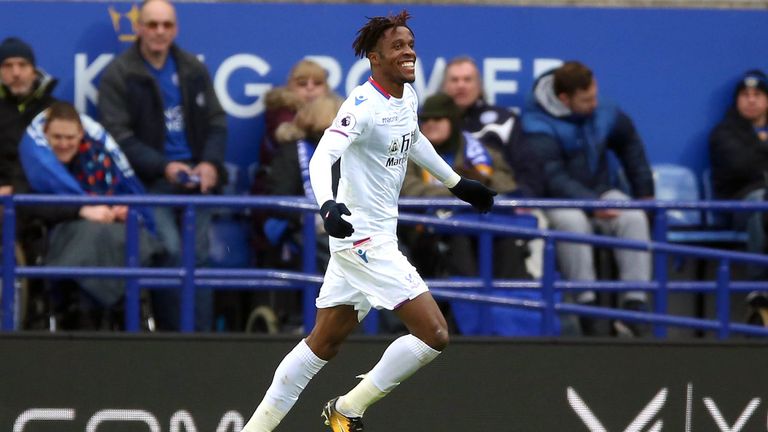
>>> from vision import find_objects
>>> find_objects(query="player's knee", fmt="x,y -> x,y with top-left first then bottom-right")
305,335 -> 344,361
424,326 -> 449,351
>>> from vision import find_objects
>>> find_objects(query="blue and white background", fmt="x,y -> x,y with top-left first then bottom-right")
2,1 -> 768,178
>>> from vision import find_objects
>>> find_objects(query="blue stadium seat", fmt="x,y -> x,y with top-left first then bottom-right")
223,162 -> 244,195
701,168 -> 730,227
700,168 -> 749,243
652,164 -> 747,244
652,163 -> 702,227
208,218 -> 252,268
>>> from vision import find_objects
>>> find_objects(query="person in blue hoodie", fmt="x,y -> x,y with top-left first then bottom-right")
522,61 -> 655,336
18,101 -> 163,328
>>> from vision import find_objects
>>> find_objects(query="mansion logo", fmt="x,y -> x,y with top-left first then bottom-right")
12,408 -> 244,432
108,4 -> 139,42
568,383 -> 763,431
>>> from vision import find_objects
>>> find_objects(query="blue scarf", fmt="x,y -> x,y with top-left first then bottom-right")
424,132 -> 493,185
462,132 -> 492,176
20,111 -> 155,232
263,139 -> 317,246
297,139 -> 316,199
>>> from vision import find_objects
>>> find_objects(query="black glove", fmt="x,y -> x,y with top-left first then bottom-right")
320,200 -> 355,238
449,177 -> 498,213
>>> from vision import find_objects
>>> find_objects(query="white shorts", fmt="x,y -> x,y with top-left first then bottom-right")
315,239 -> 428,321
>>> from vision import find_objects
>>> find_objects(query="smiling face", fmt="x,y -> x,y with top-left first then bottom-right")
45,118 -> 84,164
369,26 -> 416,96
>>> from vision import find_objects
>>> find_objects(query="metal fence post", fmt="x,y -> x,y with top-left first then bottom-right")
2,196 -> 16,331
302,211 -> 318,334
124,207 -> 140,332
180,205 -> 196,332
478,228 -> 494,335
716,259 -> 731,340
541,237 -> 556,336
652,210 -> 669,338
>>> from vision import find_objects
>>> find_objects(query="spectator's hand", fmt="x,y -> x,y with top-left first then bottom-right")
165,162 -> 196,188
449,177 -> 497,213
0,185 -> 12,195
193,162 -> 218,193
320,200 -> 354,238
112,205 -> 129,222
594,208 -> 620,219
79,205 -> 116,223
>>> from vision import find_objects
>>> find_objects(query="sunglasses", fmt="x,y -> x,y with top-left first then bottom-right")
143,20 -> 175,30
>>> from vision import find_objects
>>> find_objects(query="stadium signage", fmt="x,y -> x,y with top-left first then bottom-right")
12,408 -> 245,432
74,53 -> 561,118
568,384 -> 763,432
2,336 -> 767,430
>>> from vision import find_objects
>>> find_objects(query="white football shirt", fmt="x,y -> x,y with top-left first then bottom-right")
309,77 -> 460,252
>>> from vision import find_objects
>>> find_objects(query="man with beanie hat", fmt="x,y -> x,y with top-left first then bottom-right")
709,69 -> 768,292
710,69 -> 768,201
402,92 -> 529,281
0,36 -> 57,194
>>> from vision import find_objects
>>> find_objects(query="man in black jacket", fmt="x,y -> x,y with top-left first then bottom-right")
98,0 -> 227,331
710,70 -> 768,279
0,37 -> 57,195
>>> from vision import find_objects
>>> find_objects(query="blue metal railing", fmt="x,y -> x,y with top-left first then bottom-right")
2,194 -> 768,337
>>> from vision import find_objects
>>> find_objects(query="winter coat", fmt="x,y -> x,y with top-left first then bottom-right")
402,132 -> 517,197
98,43 -> 227,187
0,69 -> 57,186
461,98 -> 545,197
521,71 -> 654,200
709,108 -> 768,199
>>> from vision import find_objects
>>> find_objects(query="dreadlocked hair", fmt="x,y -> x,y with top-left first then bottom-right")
352,10 -> 413,59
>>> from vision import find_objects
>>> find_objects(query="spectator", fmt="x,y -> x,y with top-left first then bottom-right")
709,69 -> 768,284
265,93 -> 342,251
98,0 -> 227,331
259,59 -> 331,173
0,37 -> 57,195
258,94 -> 342,331
402,92 -> 529,279
0,37 -> 59,328
17,101 -> 163,329
442,56 -> 545,198
441,57 -> 548,278
244,62 -> 331,333
522,61 -> 655,336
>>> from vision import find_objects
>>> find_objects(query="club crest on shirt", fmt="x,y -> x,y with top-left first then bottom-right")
388,139 -> 400,156
334,112 -> 356,130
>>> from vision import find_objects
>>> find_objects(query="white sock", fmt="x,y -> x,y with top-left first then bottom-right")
336,334 -> 440,417
241,339 -> 327,432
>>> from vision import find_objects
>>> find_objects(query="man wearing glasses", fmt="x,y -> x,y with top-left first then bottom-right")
98,0 -> 227,331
